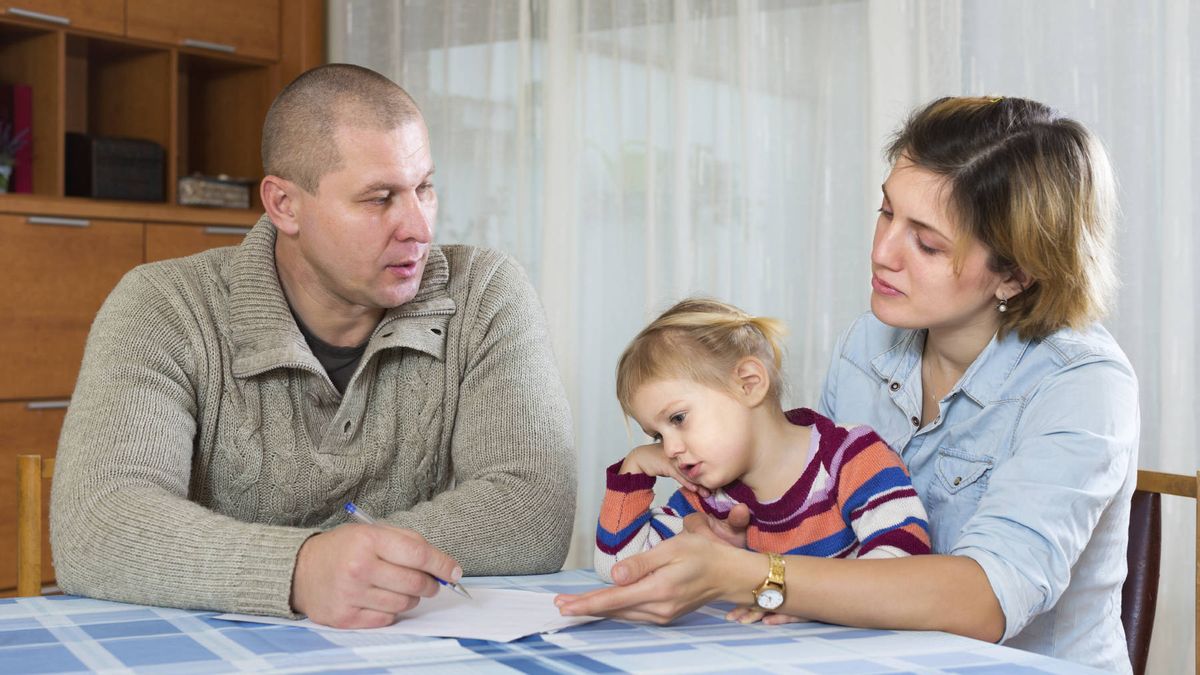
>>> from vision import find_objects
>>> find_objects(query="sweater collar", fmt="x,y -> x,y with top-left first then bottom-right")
226,214 -> 453,378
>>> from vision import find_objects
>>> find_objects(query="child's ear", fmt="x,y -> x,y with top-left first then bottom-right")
733,357 -> 770,406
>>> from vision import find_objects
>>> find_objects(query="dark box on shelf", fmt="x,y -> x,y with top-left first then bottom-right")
65,132 -> 165,202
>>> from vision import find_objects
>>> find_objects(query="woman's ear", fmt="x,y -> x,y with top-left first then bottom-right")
733,357 -> 770,407
998,267 -> 1033,302
261,175 -> 301,236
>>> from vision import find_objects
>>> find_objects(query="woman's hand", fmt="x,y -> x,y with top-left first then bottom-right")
555,532 -> 753,624
621,443 -> 710,497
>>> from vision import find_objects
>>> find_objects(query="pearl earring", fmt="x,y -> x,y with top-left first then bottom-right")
997,296 -> 1008,313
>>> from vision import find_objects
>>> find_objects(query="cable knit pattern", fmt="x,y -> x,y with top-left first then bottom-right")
50,214 -> 576,617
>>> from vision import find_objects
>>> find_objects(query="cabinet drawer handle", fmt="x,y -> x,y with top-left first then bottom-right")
26,400 -> 70,410
182,38 -> 236,54
204,226 -> 253,236
28,216 -> 91,228
6,7 -> 71,25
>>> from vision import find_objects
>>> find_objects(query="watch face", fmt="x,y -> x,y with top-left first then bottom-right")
755,588 -> 784,610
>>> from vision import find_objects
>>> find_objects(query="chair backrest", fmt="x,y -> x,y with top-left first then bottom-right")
1122,489 -> 1161,674
1121,469 -> 1198,675
16,454 -> 55,597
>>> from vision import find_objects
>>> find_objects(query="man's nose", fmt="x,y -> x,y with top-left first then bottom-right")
392,190 -> 433,243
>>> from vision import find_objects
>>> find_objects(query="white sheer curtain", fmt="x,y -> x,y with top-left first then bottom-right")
330,2 -> 1197,671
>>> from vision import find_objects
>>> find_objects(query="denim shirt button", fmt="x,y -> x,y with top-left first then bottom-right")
953,476 -> 962,486
910,415 -> 920,427
890,382 -> 901,391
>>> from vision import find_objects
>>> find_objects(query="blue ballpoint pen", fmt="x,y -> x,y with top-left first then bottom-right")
343,502 -> 472,599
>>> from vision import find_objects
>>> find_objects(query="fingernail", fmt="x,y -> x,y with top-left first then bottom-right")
613,567 -> 628,583
554,598 -> 564,607
450,567 -> 463,582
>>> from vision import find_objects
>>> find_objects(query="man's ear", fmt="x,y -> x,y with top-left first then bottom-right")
997,267 -> 1033,302
261,175 -> 301,236
733,357 -> 770,407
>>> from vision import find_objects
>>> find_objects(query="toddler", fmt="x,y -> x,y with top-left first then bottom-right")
595,298 -> 931,623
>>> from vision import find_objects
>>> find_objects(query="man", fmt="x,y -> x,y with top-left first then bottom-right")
50,64 -> 576,628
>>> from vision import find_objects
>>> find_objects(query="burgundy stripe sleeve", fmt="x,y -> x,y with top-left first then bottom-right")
605,459 -> 657,492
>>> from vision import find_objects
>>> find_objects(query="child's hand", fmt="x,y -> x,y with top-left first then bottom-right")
683,504 -> 750,549
724,606 -> 806,625
620,443 -> 710,497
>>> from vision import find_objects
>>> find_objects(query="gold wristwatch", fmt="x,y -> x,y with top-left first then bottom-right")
752,552 -> 786,610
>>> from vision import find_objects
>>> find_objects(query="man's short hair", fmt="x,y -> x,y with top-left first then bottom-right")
262,63 -> 422,193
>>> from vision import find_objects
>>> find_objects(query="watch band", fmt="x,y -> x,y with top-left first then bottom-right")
765,552 -> 785,586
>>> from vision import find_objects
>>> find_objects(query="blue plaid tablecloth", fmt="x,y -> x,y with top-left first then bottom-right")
0,569 -> 1102,674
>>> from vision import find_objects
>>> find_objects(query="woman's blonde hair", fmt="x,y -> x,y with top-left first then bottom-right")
616,298 -> 787,416
887,96 -> 1118,340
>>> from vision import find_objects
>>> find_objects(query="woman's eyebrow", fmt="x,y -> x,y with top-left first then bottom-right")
881,185 -> 952,241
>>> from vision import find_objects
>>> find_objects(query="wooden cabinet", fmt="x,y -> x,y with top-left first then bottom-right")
146,222 -> 251,262
127,0 -> 280,62
0,214 -> 142,400
0,401 -> 67,594
0,1 -> 123,36
0,1 -> 322,206
0,1 -> 323,595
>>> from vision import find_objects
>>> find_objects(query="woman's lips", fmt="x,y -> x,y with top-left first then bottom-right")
871,274 -> 903,297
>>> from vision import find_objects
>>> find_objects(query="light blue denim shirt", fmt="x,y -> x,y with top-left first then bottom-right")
818,312 -> 1138,674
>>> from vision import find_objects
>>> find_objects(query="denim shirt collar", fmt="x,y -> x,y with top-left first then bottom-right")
869,327 -> 1034,406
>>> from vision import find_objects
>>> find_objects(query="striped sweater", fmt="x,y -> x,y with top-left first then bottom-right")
595,408 -> 930,582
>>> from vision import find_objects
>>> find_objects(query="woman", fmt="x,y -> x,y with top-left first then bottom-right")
556,96 -> 1139,673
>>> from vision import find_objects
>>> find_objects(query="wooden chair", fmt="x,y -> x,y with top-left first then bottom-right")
16,454 -> 55,597
1121,469 -> 1199,675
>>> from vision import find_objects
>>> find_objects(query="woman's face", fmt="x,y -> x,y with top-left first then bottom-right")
870,157 -> 1013,335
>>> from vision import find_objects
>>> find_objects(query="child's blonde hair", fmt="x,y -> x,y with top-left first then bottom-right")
616,298 -> 787,416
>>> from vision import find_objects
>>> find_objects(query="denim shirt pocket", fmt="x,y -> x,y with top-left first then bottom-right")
934,448 -> 994,495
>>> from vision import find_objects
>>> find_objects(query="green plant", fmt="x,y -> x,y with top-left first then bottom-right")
0,120 -> 29,165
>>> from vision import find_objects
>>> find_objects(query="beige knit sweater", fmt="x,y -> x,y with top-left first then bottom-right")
50,215 -> 576,617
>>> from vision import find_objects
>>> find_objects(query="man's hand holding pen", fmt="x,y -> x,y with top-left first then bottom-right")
290,513 -> 466,629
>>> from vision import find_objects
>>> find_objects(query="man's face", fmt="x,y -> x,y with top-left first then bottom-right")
288,120 -> 437,313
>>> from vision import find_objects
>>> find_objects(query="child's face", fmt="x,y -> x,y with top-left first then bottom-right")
629,378 -> 755,490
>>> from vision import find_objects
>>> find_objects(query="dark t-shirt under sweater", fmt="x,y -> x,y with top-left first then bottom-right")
293,313 -> 367,393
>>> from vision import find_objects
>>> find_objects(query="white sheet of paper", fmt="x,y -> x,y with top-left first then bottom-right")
215,587 -> 601,643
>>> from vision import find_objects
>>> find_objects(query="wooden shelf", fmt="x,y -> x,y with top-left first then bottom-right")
178,52 -> 271,210
0,193 -> 260,226
0,0 -> 326,224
